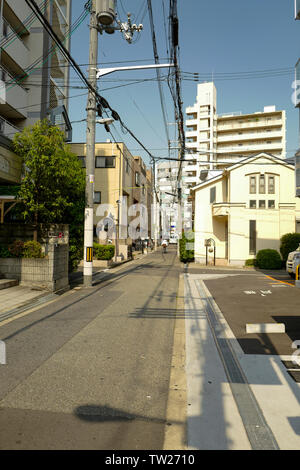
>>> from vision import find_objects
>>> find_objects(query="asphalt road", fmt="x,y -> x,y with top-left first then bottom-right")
0,246 -> 181,450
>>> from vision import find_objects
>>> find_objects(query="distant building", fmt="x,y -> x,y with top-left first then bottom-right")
155,160 -> 179,241
191,153 -> 300,266
183,82 -> 286,201
70,141 -> 152,259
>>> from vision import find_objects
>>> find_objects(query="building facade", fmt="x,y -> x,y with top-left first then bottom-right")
155,160 -> 179,241
184,82 -> 286,200
192,153 -> 300,266
70,141 -> 152,258
0,0 -> 72,186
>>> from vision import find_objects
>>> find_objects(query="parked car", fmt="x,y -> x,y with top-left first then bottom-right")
286,244 -> 300,278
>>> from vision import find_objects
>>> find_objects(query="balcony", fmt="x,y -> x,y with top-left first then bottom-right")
0,67 -> 28,119
5,0 -> 32,27
2,20 -> 29,72
217,131 -> 283,143
183,176 -> 197,184
212,202 -> 246,217
217,142 -> 283,153
217,119 -> 283,132
186,119 -> 198,127
186,130 -> 197,138
0,116 -> 21,140
52,2 -> 68,41
183,164 -> 198,172
186,142 -> 198,149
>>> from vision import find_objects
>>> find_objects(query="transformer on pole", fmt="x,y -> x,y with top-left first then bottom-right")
96,0 -> 116,26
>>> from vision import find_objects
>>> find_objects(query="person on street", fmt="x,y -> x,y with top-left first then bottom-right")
162,239 -> 168,253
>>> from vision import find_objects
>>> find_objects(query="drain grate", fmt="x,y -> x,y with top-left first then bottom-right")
282,361 -> 300,383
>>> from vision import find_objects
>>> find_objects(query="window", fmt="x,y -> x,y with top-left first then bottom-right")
268,200 -> 275,209
249,220 -> 256,255
3,21 -> 8,38
250,200 -> 256,209
94,191 -> 101,204
142,184 -> 146,195
259,200 -> 266,209
95,156 -> 116,168
250,176 -> 256,194
259,174 -> 265,194
125,159 -> 130,174
135,172 -> 141,187
210,187 -> 216,203
268,175 -> 275,194
78,156 -> 86,168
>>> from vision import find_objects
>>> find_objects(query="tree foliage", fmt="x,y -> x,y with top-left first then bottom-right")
280,233 -> 300,263
13,119 -> 85,225
13,119 -> 85,270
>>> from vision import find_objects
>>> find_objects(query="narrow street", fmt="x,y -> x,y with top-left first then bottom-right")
1,247 -> 300,450
0,247 -> 181,450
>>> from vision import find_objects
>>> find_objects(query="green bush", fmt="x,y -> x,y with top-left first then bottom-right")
22,241 -> 44,258
0,245 -> 11,258
179,232 -> 194,263
255,249 -> 282,270
280,233 -> 300,263
93,243 -> 115,261
245,258 -> 256,267
8,240 -> 24,257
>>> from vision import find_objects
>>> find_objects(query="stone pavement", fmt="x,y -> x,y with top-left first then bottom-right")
0,286 -> 51,317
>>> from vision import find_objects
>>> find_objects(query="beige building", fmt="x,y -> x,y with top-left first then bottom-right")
191,153 -> 300,266
184,83 -> 286,200
70,142 -> 152,257
0,0 -> 72,186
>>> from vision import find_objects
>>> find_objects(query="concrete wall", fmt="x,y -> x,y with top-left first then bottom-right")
0,223 -> 69,291
0,243 -> 69,292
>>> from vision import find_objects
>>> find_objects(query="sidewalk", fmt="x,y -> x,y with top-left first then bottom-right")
183,272 -> 300,450
0,286 -> 55,319
0,252 -> 150,324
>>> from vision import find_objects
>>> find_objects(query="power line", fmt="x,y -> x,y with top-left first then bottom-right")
147,0 -> 170,149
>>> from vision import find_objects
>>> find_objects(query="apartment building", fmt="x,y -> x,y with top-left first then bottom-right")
0,0 -> 72,186
71,142 -> 152,258
184,82 -> 286,197
155,160 -> 179,240
192,152 -> 300,266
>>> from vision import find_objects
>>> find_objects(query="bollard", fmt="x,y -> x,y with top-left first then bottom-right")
296,265 -> 300,288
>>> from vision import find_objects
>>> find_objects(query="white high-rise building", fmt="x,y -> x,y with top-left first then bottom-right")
183,82 -> 286,200
155,160 -> 179,240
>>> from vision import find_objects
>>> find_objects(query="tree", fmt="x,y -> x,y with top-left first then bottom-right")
13,119 -> 85,228
13,119 -> 85,269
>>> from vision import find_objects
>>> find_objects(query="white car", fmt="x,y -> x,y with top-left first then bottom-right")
286,246 -> 300,278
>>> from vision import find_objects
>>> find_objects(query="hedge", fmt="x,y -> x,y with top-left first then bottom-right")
1,240 -> 44,259
255,249 -> 282,270
280,233 -> 300,263
93,243 -> 115,260
179,232 -> 194,263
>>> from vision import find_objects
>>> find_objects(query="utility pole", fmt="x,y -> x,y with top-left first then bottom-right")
83,1 -> 171,284
84,0 -> 98,287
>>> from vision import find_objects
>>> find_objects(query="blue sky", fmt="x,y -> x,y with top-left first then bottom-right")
68,0 -> 300,165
